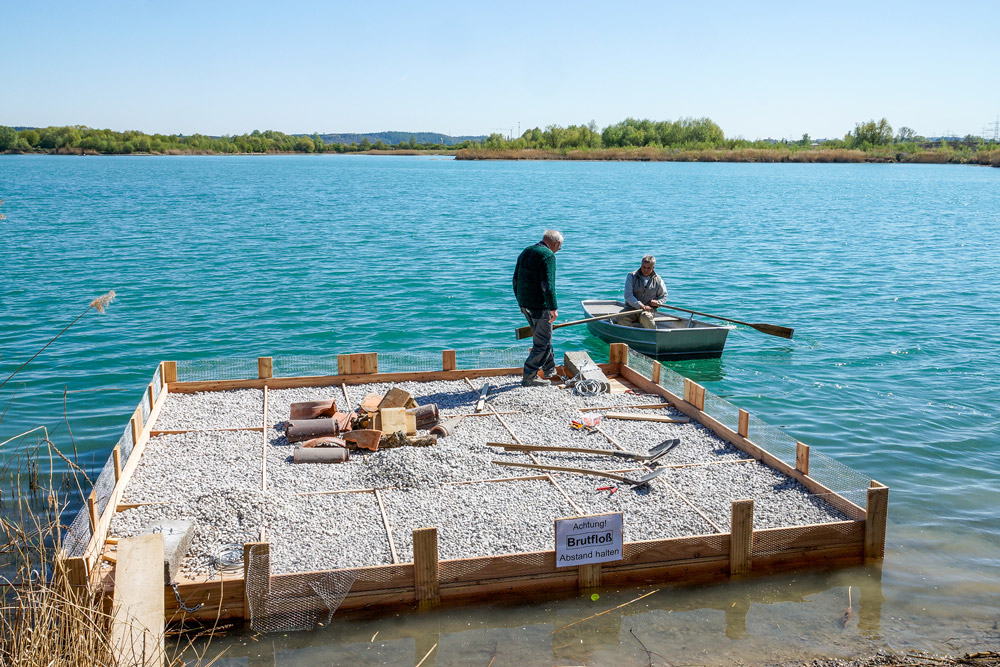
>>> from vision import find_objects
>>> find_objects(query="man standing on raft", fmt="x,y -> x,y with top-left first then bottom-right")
513,230 -> 563,387
617,254 -> 667,329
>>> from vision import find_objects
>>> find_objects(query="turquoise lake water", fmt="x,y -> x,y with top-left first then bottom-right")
1,155 -> 998,664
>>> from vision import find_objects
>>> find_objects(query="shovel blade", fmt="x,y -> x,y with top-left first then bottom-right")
648,438 -> 681,455
630,466 -> 669,485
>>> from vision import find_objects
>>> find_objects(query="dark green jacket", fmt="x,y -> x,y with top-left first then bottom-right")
513,242 -> 558,310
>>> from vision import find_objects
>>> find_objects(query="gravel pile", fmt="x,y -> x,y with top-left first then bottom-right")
125,371 -> 851,575
156,389 -> 263,430
122,431 -> 260,503
380,479 -> 576,561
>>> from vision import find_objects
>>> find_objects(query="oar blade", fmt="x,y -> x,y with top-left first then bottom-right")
515,325 -> 533,340
750,323 -> 794,339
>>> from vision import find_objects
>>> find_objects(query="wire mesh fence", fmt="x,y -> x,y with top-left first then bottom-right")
627,350 -> 874,500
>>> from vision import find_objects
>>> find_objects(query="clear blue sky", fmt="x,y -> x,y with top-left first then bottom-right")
5,0 -> 999,140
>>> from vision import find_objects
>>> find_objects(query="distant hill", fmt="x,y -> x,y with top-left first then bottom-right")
313,131 -> 486,146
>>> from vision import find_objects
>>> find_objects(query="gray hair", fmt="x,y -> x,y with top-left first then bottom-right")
542,230 -> 564,245
642,254 -> 656,265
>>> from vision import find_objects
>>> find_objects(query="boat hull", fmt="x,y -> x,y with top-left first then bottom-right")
582,300 -> 731,359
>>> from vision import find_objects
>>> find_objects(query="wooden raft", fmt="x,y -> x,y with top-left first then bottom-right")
62,345 -> 888,628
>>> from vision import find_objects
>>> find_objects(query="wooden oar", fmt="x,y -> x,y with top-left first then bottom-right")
657,304 -> 794,339
515,309 -> 641,340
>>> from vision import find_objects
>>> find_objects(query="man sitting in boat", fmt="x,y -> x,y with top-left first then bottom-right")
617,255 -> 667,329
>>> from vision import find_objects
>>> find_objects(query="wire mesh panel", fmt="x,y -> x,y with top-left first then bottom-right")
745,414 -> 798,467
272,355 -> 341,378
176,358 -> 258,382
628,351 -> 654,380
246,546 -> 359,634
752,515 -> 862,558
377,351 -> 440,373
62,503 -> 91,558
657,363 -> 687,397
151,366 -> 162,404
141,388 -> 151,423
456,346 -> 531,370
91,456 -> 118,517
703,392 -> 741,433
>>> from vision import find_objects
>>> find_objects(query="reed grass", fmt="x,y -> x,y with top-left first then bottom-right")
0,435 -> 222,666
455,146 -> 1000,166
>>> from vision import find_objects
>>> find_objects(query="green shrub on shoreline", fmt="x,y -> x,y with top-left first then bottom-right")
1,119 -> 997,166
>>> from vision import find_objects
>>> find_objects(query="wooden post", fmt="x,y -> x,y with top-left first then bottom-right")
336,354 -> 350,375
162,361 -> 177,384
360,353 -> 378,374
683,378 -> 705,411
112,445 -> 122,482
608,343 -> 628,368
651,360 -> 661,384
130,409 -> 143,448
738,409 -> 749,438
147,383 -> 155,410
864,484 -> 889,562
243,542 -> 270,624
730,499 -> 754,576
796,442 -> 810,475
578,563 -> 601,588
87,491 -> 98,534
111,534 -> 165,667
62,556 -> 90,601
442,350 -> 456,371
257,357 -> 273,379
413,527 -> 440,604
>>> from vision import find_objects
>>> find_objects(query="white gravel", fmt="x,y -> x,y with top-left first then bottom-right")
114,372 -> 851,576
381,479 -> 576,561
121,431 -> 260,503
156,389 -> 263,430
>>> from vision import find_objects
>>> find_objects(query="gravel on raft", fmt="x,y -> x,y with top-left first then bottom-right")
380,479 -> 576,562
121,372 -> 855,573
110,489 -> 273,577
155,388 -> 263,430
266,492 -> 391,574
665,461 -> 849,531
122,430 -> 261,503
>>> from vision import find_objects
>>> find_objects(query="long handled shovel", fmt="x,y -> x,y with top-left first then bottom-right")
515,309 -> 642,340
492,460 -> 670,486
487,438 -> 679,463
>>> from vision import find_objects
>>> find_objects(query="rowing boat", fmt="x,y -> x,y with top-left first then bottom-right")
581,299 -> 731,359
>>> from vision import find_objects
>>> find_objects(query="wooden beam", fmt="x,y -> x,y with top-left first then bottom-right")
578,563 -> 601,588
683,378 -> 705,410
112,445 -> 122,482
261,386 -> 268,492
579,403 -> 671,412
375,489 -> 400,564
257,357 -> 273,379
162,361 -> 177,384
130,408 -> 143,449
864,485 -> 889,562
603,412 -> 689,424
168,364 -> 617,394
796,442 -> 810,476
652,360 -> 661,384
413,528 -> 440,604
738,409 -> 749,438
87,491 -> 98,534
442,349 -> 456,371
111,534 -> 165,667
730,499 -> 754,576
150,426 -> 265,436
608,342 -> 628,368
336,354 -> 351,375
147,383 -> 155,413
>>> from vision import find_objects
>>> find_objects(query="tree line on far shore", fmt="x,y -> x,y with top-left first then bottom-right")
0,118 -> 997,158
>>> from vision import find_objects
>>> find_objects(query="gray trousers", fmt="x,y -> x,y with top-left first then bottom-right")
520,307 -> 555,377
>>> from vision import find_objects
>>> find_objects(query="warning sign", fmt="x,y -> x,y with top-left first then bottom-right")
555,513 -> 624,567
